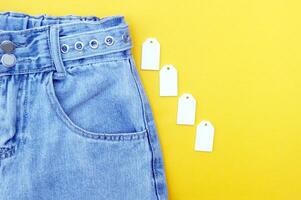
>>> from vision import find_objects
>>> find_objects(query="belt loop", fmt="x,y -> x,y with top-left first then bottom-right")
49,25 -> 66,80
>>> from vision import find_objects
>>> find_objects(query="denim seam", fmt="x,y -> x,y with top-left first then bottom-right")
21,75 -> 29,146
0,76 -> 2,90
11,75 -> 23,162
0,16 -> 125,36
65,56 -> 130,70
60,25 -> 128,39
0,66 -> 54,77
0,26 -> 49,36
50,26 -> 67,79
46,28 -> 56,74
45,72 -> 147,141
17,55 -> 52,62
53,18 -> 126,29
0,145 -> 16,160
0,21 -> 127,37
128,57 -> 161,200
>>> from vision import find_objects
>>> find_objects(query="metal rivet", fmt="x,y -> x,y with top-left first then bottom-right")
89,39 -> 99,49
1,54 -> 16,68
74,41 -> 84,51
0,40 -> 16,53
61,44 -> 69,54
104,36 -> 114,46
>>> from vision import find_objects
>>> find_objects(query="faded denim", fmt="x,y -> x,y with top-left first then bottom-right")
0,12 -> 168,200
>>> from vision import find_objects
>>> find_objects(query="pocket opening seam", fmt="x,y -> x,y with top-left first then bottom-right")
45,72 -> 147,141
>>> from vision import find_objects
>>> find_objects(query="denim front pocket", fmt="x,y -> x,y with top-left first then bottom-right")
46,56 -> 147,140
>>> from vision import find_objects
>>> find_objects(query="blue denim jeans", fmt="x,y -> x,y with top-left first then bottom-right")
0,12 -> 168,200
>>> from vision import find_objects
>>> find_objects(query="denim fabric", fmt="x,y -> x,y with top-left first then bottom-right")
0,12 -> 168,200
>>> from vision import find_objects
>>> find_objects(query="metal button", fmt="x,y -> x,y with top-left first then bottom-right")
1,54 -> 16,68
0,40 -> 16,53
104,36 -> 114,46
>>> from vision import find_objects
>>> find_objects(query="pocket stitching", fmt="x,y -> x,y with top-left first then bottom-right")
45,72 -> 147,141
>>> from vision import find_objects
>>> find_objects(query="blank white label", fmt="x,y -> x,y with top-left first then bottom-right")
195,121 -> 215,152
141,38 -> 160,70
177,93 -> 196,125
160,65 -> 178,96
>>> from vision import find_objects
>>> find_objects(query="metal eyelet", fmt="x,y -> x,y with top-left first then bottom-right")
89,39 -> 99,49
74,41 -> 84,51
122,33 -> 130,43
61,44 -> 69,54
104,36 -> 114,46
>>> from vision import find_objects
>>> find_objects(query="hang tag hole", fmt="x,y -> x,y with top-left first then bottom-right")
205,123 -> 208,126
150,40 -> 153,43
167,67 -> 170,70
186,96 -> 189,99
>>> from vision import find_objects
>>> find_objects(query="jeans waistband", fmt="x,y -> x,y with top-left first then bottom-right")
0,12 -> 132,77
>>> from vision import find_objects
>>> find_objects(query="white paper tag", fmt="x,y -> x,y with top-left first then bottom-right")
177,93 -> 196,125
160,65 -> 178,96
195,121 -> 215,152
141,38 -> 160,70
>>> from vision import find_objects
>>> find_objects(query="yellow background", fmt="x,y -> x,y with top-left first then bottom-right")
1,1 -> 301,199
